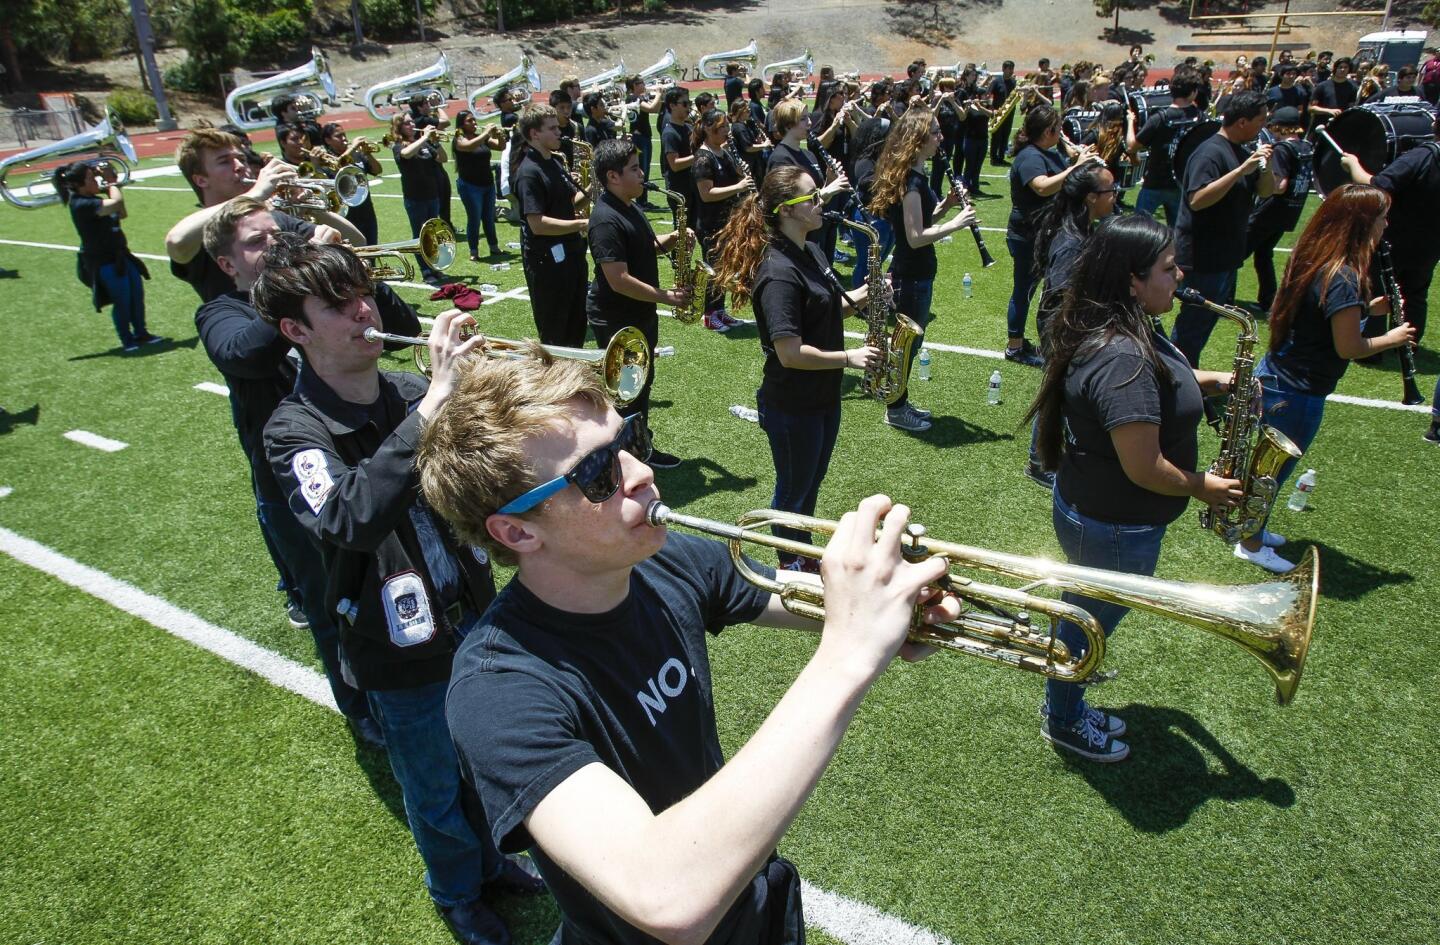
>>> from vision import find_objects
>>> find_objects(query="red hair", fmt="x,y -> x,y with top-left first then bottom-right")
1268,184 -> 1390,353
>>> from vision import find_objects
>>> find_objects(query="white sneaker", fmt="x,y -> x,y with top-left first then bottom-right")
1233,542 -> 1296,574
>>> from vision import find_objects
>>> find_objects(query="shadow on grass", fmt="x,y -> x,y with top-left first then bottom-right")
0,403 -> 39,435
1300,539 -> 1412,602
67,335 -> 201,362
352,738 -> 408,827
651,455 -> 760,509
1058,702 -> 1295,833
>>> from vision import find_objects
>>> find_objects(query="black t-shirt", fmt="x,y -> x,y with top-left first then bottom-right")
68,194 -> 126,267
730,122 -> 766,180
692,146 -> 742,237
661,121 -> 695,197
454,140 -> 494,187
885,169 -> 937,280
1175,134 -> 1256,272
515,147 -> 584,261
171,210 -> 313,303
1135,103 -> 1202,189
1043,227 -> 1086,294
587,191 -> 660,326
500,111 -> 519,130
1008,144 -> 1068,240
447,534 -> 784,945
393,140 -> 441,201
1266,84 -> 1310,116
1249,138 -> 1313,232
1057,330 -> 1203,525
936,96 -> 963,140
584,117 -> 618,147
989,74 -> 1016,109
1311,79 -> 1357,115
810,111 -> 848,168
1267,266 -> 1366,396
724,75 -> 745,106
766,141 -> 824,188
853,155 -> 878,207
1371,143 -> 1440,265
753,238 -> 847,413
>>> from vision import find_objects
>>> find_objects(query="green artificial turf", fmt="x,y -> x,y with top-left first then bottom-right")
1,129 -> 1437,944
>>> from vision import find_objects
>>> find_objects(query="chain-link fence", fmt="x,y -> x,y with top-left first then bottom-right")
9,107 -> 87,150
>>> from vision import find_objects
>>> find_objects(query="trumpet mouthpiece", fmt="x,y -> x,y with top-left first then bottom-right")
645,500 -> 671,527
362,327 -> 383,342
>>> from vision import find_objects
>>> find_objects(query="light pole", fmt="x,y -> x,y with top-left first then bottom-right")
128,0 -> 177,130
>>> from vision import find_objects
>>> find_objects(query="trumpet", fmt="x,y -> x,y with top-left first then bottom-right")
365,325 -> 651,407
351,217 -> 456,282
646,504 -> 1319,703
278,164 -> 371,215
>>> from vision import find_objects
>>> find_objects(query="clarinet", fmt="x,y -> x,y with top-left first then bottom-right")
1377,241 -> 1426,406
942,165 -> 997,269
807,132 -> 857,214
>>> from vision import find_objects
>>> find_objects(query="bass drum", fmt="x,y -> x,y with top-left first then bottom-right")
1062,107 -> 1100,143
1127,87 -> 1175,128
1170,118 -> 1222,186
1313,100 -> 1439,194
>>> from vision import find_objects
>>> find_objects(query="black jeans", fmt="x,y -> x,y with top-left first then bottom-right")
757,393 -> 841,567
1246,221 -> 1288,311
524,244 -> 589,347
990,114 -> 1015,161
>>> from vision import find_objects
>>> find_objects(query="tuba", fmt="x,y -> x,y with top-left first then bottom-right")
647,502 -> 1319,704
645,183 -> 709,325
826,212 -> 920,406
366,325 -> 651,408
1180,288 -> 1304,545
580,59 -> 628,97
0,111 -> 137,209
351,217 -> 456,283
468,57 -> 543,121
224,47 -> 336,132
638,49 -> 685,93
698,39 -> 759,80
761,50 -> 814,84
363,53 -> 455,122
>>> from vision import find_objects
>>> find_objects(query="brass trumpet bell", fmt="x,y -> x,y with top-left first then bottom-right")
352,217 -> 456,283
645,505 -> 1318,703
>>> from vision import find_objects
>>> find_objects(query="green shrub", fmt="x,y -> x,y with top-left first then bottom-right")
360,0 -> 437,36
106,87 -> 161,125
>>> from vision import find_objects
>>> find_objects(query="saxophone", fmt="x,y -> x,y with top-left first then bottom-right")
568,138 -> 595,205
645,182 -> 709,325
1179,288 -> 1304,544
826,212 -> 921,406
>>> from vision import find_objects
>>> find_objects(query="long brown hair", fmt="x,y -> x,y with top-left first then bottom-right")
867,105 -> 935,216
711,166 -> 811,310
1268,183 -> 1389,353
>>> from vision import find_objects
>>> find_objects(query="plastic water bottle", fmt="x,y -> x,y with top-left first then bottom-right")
1286,469 -> 1316,511
505,241 -> 521,249
729,404 -> 760,423
963,272 -> 974,298
940,234 -> 954,244
917,347 -> 932,381
987,369 -> 1002,405
489,262 -> 511,271
478,283 -> 500,294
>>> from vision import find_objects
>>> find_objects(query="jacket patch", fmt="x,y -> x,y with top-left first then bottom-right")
380,571 -> 437,647
292,448 -> 334,514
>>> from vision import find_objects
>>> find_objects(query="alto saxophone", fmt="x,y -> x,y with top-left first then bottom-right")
568,138 -> 595,205
1179,288 -> 1303,544
826,212 -> 921,406
645,183 -> 709,325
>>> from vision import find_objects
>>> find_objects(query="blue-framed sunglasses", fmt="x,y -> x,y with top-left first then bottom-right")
497,414 -> 652,514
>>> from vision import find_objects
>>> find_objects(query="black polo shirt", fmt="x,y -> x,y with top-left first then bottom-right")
1175,133 -> 1257,272
753,238 -> 846,413
171,210 -> 313,304
586,191 -> 660,327
1008,144 -> 1068,240
392,140 -> 441,201
584,117 -> 618,147
514,147 -> 584,262
68,195 -> 127,268
660,120 -> 695,200
989,74 -> 1017,109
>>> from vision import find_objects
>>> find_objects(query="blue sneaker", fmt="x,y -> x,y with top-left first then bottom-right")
1041,714 -> 1129,762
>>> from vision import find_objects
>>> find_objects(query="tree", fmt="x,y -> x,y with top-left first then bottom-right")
1094,0 -> 1127,32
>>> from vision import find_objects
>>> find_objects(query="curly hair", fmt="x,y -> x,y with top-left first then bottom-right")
710,165 -> 811,311
866,105 -> 935,217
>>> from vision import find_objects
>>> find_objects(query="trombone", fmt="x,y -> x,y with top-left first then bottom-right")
352,217 -> 456,282
364,325 -> 652,407
645,504 -> 1319,703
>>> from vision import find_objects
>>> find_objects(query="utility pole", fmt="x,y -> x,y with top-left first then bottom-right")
351,0 -> 365,47
415,0 -> 427,43
497,0 -> 506,33
128,0 -> 177,131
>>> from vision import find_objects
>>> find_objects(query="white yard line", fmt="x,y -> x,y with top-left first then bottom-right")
63,430 -> 127,452
194,381 -> 230,396
0,525 -> 953,945
0,486 -> 12,499
0,237 -> 168,262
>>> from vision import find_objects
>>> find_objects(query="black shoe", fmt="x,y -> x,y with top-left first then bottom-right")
138,334 -> 167,346
1024,462 -> 1055,490
286,600 -> 309,629
437,897 -> 511,945
990,158 -> 1010,167
647,449 -> 681,469
1424,424 -> 1440,445
487,856 -> 547,896
1004,340 -> 1045,368
0,267 -> 18,278
347,715 -> 387,750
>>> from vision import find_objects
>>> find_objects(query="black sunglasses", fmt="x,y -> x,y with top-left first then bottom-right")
498,414 -> 652,513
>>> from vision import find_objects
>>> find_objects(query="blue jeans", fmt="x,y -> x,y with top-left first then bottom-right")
850,208 -> 895,289
256,495 -> 370,722
890,274 -> 935,410
456,177 -> 498,255
1171,267 -> 1237,366
96,260 -> 146,347
757,394 -> 841,566
1432,375 -> 1440,423
1046,488 -> 1168,725
403,196 -> 444,279
1005,234 -> 1038,340
1135,186 -> 1181,224
1255,357 -> 1329,521
367,678 -> 504,907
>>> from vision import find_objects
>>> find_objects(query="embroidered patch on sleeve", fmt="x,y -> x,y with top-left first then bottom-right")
292,449 -> 334,514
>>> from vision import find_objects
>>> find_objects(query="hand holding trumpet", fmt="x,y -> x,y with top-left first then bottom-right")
417,309 -> 485,417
